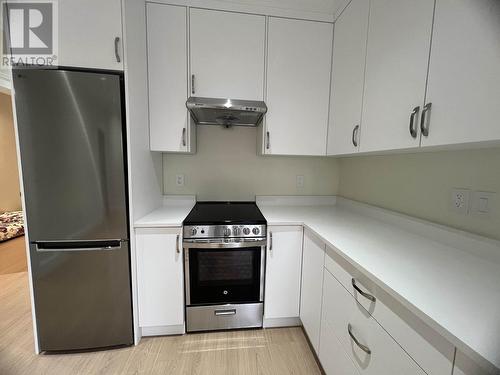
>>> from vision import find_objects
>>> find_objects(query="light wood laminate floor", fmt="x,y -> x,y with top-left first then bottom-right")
0,272 -> 322,375
0,236 -> 27,275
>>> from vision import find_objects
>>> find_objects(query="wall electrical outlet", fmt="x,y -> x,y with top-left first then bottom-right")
296,175 -> 305,188
175,174 -> 185,187
451,188 -> 470,215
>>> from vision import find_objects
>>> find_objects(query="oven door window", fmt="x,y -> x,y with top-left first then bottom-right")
188,247 -> 262,305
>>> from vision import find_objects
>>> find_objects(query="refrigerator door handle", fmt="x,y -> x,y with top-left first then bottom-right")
34,240 -> 125,252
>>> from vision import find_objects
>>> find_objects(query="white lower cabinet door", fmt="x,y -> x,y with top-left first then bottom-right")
300,229 -> 325,353
264,226 -> 303,324
136,228 -> 184,332
320,319 -> 361,375
322,269 -> 425,375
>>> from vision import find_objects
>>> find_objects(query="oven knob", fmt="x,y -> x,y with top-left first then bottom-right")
252,227 -> 260,235
223,227 -> 231,236
243,227 -> 250,235
233,227 -> 241,236
191,228 -> 197,236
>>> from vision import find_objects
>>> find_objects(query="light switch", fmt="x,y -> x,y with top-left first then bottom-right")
296,175 -> 305,188
470,191 -> 496,217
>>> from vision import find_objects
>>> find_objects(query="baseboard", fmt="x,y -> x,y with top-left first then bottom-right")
263,317 -> 301,328
140,324 -> 185,337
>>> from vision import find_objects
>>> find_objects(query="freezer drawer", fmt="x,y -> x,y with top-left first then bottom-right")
30,240 -> 133,351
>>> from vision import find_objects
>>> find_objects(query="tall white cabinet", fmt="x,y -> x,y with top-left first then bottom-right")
189,9 -> 265,100
421,0 -> 500,148
147,4 -> 194,153
327,0 -> 370,156
136,228 -> 184,336
300,229 -> 325,352
264,226 -> 303,326
264,17 -> 333,156
57,0 -> 123,70
360,0 -> 434,153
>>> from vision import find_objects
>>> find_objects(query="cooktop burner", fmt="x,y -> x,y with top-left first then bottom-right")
183,201 -> 266,225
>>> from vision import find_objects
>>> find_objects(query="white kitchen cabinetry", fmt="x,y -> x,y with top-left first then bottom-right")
327,0 -> 370,156
147,3 -> 195,153
136,228 -> 184,335
322,269 -> 425,375
264,17 -> 333,156
264,226 -> 303,326
189,9 -> 265,100
360,0 -> 434,153
300,229 -> 325,352
57,0 -> 123,70
421,0 -> 500,149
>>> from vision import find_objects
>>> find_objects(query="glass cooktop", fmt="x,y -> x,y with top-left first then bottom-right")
183,202 -> 266,225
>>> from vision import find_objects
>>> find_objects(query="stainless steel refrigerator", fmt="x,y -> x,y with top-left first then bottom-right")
13,68 -> 133,352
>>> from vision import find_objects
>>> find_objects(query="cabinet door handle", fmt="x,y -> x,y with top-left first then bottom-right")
176,234 -> 180,254
114,37 -> 121,63
352,278 -> 376,302
266,131 -> 270,150
409,106 -> 420,138
269,231 -> 273,252
352,125 -> 359,147
191,74 -> 195,95
182,128 -> 187,147
420,102 -> 432,137
348,323 -> 371,354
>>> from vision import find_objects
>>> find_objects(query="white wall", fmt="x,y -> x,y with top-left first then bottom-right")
338,148 -> 500,240
164,126 -> 340,201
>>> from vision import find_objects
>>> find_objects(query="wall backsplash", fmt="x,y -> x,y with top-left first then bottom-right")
163,126 -> 340,201
338,147 -> 500,241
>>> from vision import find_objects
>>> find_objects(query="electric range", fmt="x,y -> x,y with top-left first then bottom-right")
183,202 -> 267,332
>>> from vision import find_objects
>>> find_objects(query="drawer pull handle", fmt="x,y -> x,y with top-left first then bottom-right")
214,309 -> 236,316
352,278 -> 376,302
348,323 -> 371,355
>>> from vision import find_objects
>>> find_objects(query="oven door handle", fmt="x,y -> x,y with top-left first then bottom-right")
183,240 -> 267,249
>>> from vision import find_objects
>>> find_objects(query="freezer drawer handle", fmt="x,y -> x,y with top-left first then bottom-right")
214,309 -> 237,316
34,240 -> 123,252
352,278 -> 376,302
348,323 -> 371,355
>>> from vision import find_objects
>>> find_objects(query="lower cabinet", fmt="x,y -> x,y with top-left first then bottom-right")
321,268 -> 425,375
320,319 -> 361,375
136,227 -> 184,336
264,226 -> 303,326
300,229 -> 326,352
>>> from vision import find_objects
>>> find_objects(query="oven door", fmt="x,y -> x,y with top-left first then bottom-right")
184,240 -> 266,306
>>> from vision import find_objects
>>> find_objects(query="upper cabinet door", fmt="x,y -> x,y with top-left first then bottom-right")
360,0 -> 434,153
58,0 -> 123,70
189,9 -> 265,100
265,17 -> 333,156
147,4 -> 193,153
421,0 -> 500,148
327,0 -> 370,156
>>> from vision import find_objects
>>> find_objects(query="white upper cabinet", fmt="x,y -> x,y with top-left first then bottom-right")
264,17 -> 333,156
189,9 -> 265,100
421,0 -> 500,148
264,226 -> 303,323
57,0 -> 123,70
360,0 -> 434,153
327,0 -> 370,156
147,3 -> 194,153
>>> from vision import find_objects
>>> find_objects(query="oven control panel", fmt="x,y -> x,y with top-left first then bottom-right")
183,224 -> 267,239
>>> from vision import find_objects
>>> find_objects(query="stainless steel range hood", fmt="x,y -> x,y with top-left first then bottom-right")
186,97 -> 267,127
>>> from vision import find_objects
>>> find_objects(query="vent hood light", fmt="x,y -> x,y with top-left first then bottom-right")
186,97 -> 267,127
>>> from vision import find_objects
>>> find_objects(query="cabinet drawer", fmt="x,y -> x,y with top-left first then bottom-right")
324,247 -> 454,375
322,269 -> 425,375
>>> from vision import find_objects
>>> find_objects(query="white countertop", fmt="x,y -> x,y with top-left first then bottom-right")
134,196 -> 195,228
257,197 -> 500,373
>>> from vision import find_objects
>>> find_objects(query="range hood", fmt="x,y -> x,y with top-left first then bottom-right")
186,97 -> 267,127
